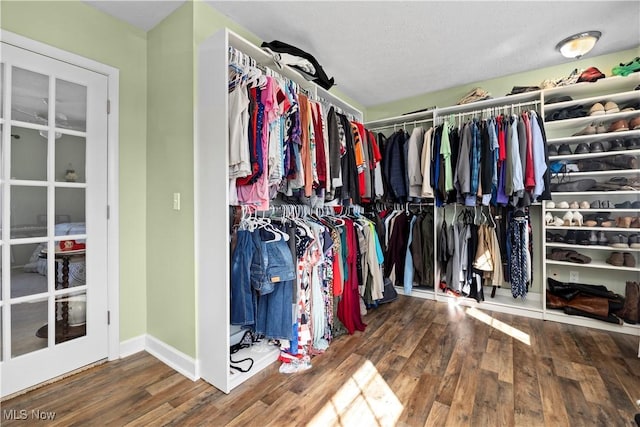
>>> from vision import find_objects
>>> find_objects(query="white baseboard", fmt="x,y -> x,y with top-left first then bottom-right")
119,335 -> 145,358
145,334 -> 198,381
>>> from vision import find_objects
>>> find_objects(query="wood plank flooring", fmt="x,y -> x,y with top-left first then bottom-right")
3,295 -> 640,426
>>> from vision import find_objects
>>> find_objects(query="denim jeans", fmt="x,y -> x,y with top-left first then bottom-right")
252,229 -> 295,339
231,230 -> 256,326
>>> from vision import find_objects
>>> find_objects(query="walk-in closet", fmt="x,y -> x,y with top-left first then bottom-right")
2,1 -> 639,425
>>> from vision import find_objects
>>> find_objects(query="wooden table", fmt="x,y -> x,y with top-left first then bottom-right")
36,249 -> 86,343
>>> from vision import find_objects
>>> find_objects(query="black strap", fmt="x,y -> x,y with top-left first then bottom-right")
230,355 -> 254,373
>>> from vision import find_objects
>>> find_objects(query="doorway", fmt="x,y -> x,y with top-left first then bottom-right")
1,39 -> 113,397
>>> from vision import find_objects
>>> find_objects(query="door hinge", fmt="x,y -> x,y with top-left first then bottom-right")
107,99 -> 111,114
107,205 -> 110,219
107,310 -> 111,325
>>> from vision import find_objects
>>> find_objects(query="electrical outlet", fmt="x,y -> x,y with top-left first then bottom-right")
569,271 -> 579,283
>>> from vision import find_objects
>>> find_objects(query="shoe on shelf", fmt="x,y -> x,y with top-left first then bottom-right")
609,119 -> 630,132
576,230 -> 590,245
616,216 -> 633,228
623,252 -> 636,267
572,124 -> 596,136
565,229 -> 578,244
631,217 -> 640,228
553,216 -> 565,227
596,123 -> 608,134
600,200 -> 615,209
557,201 -> 570,209
615,201 -> 632,209
558,144 -> 572,155
569,201 -> 580,209
545,212 -> 554,225
579,201 -> 591,209
588,230 -> 598,245
589,141 -> 605,153
590,200 -> 602,209
574,143 -> 590,154
601,219 -> 616,228
598,231 -> 607,245
618,282 -> 639,324
573,211 -> 584,226
632,201 -> 640,209
624,137 -> 640,149
604,101 -> 620,114
606,154 -> 637,169
606,251 -> 625,266
630,116 -> 640,130
548,145 -> 559,156
563,211 -> 575,226
608,234 -> 629,248
545,200 -> 556,209
608,138 -> 626,151
628,233 -> 640,248
589,102 -> 605,116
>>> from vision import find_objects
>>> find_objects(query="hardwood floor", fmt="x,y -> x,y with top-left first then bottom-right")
3,295 -> 639,426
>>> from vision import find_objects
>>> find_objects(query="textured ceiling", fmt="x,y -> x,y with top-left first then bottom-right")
83,0 -> 185,31
83,1 -> 640,107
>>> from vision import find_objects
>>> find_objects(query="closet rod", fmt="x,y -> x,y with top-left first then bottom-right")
368,117 -> 434,132
435,99 -> 541,124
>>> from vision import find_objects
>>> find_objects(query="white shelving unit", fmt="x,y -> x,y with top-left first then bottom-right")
366,74 -> 640,338
196,29 -> 363,393
541,72 -> 640,336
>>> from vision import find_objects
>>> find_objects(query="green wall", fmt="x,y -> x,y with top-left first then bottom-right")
367,47 -> 640,121
146,2 -> 196,356
0,1 -> 148,342
144,0 -> 266,358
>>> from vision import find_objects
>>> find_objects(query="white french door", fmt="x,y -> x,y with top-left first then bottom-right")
0,43 -> 109,397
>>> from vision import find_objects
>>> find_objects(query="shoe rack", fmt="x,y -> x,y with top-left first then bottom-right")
542,73 -> 640,335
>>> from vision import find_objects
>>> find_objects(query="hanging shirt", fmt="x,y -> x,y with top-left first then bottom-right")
228,84 -> 251,179
530,111 -> 547,200
420,127 -> 435,198
441,121 -> 453,193
407,127 -> 425,198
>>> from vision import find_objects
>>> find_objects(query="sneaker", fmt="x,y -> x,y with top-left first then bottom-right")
608,233 -> 629,248
557,201 -> 570,209
628,233 -> 640,248
545,201 -> 556,209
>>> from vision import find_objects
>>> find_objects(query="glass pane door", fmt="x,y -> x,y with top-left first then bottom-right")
1,42 -> 109,397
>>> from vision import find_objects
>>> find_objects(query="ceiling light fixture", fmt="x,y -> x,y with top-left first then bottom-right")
556,31 -> 601,59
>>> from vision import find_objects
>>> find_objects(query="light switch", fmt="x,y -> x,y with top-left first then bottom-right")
173,193 -> 181,210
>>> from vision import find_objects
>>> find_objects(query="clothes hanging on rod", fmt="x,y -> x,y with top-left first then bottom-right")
226,48 -> 384,210
431,107 -> 551,207
229,205 -> 389,371
366,203 -> 435,294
